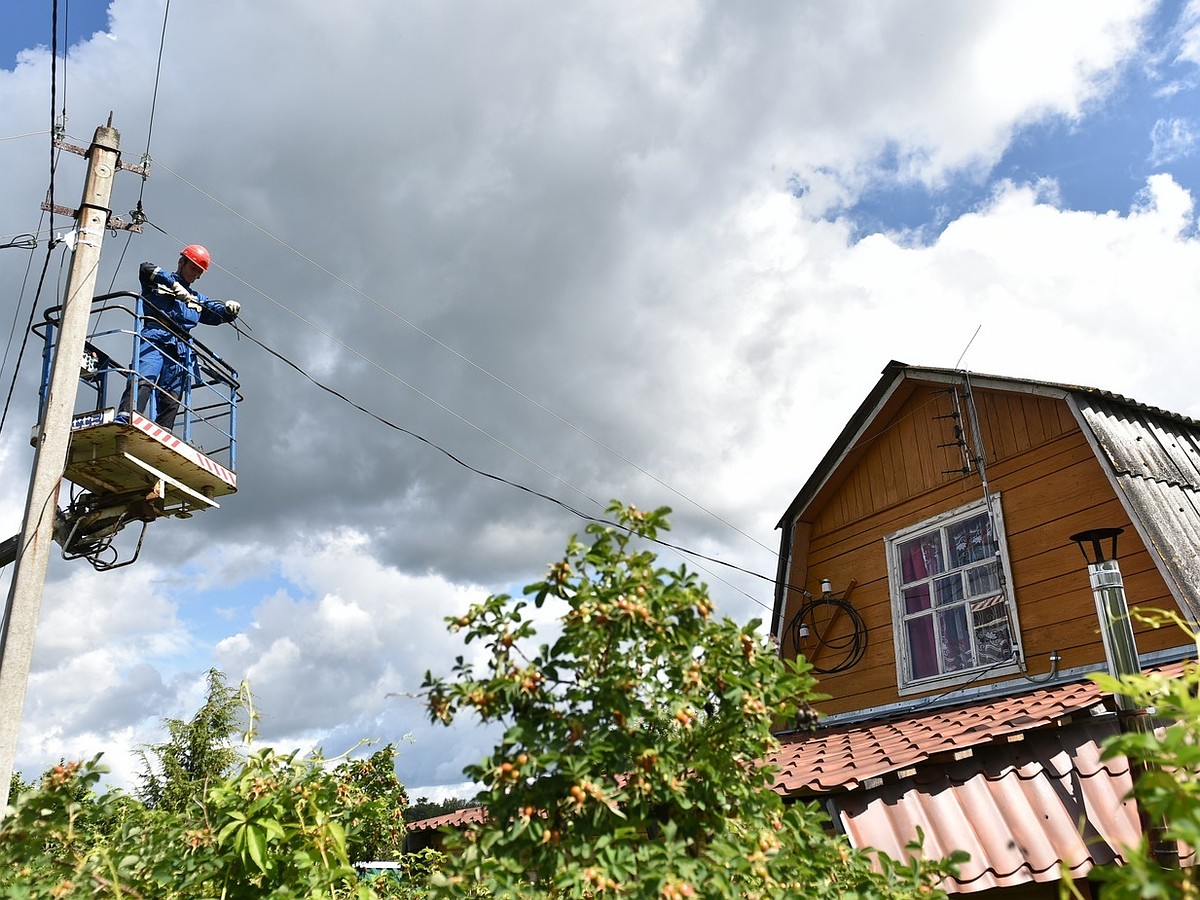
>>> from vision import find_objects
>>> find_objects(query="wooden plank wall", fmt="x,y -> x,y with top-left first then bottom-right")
783,384 -> 1187,716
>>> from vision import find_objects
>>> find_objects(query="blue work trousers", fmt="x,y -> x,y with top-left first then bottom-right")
120,336 -> 188,429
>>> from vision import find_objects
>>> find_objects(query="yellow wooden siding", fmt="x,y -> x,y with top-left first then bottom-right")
783,385 -> 1186,717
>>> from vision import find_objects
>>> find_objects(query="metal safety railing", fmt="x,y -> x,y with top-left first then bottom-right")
33,291 -> 241,472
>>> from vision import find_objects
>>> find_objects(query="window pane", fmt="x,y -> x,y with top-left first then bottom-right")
904,584 -> 931,614
891,503 -> 1018,689
938,606 -> 972,672
947,512 -> 992,567
966,561 -> 1001,597
934,574 -> 963,607
899,533 -> 944,583
972,600 -> 1013,664
907,615 -> 939,680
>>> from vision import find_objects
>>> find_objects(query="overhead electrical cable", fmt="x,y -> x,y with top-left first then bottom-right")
49,0 -> 59,208
106,0 -> 172,294
0,2 -> 69,438
0,243 -> 60,437
0,234 -> 39,250
141,0 -> 170,185
143,218 -> 604,512
0,132 -> 52,143
236,326 -> 779,612
55,0 -> 67,139
148,218 -> 768,607
152,159 -> 773,558
133,0 -> 170,218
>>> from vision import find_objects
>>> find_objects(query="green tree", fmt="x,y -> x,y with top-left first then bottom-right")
336,744 -> 411,863
7,770 -> 33,809
0,677 -> 424,898
424,502 -> 959,899
0,750 -> 386,898
137,667 -> 244,812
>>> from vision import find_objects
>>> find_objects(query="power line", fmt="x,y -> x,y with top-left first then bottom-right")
0,0 -> 71,439
151,159 -> 774,558
133,221 -> 778,610
236,325 -> 780,612
54,0 -> 67,138
129,0 -> 171,223
142,0 -> 171,186
0,242 -> 62,436
143,218 -> 605,513
101,0 -> 170,296
146,219 -> 776,609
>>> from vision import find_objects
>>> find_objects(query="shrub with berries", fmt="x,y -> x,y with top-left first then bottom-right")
423,502 -> 959,898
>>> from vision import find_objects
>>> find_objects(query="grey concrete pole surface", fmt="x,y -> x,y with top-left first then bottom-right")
0,123 -> 120,815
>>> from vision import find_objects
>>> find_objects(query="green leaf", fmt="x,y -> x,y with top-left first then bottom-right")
245,823 -> 267,872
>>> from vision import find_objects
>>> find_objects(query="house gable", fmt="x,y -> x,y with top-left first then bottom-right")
775,363 -> 1196,718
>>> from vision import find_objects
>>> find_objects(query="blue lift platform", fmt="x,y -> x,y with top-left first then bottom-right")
6,290 -> 243,568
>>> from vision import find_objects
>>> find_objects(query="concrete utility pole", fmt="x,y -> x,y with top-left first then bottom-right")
0,121 -> 120,814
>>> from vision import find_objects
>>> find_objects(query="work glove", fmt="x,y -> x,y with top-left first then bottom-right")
170,281 -> 192,301
224,300 -> 241,319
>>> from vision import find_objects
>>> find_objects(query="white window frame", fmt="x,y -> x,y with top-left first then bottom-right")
885,495 -> 1024,696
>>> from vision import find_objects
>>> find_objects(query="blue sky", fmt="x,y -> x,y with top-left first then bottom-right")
845,1 -> 1199,236
7,2 -> 1196,238
2,1 -> 1199,798
2,1 -> 110,69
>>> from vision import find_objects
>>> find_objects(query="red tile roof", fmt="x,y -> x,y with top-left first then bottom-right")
771,667 -> 1193,892
769,677 -> 1113,795
407,804 -> 487,833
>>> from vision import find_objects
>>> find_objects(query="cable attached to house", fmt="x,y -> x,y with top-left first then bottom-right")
1019,650 -> 1063,684
786,593 -> 867,674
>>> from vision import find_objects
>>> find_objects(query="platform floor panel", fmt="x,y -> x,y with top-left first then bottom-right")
65,412 -> 237,502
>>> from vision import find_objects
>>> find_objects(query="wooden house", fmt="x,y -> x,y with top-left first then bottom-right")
769,361 -> 1200,896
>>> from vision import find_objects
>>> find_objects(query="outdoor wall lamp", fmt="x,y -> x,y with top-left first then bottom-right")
1070,527 -> 1122,566
1069,527 -> 1140,710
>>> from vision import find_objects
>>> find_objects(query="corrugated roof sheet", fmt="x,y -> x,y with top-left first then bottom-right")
832,719 -> 1140,893
1076,396 -> 1200,623
772,666 -> 1192,893
1080,399 -> 1200,488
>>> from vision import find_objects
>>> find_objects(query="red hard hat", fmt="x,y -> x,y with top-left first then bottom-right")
181,244 -> 211,272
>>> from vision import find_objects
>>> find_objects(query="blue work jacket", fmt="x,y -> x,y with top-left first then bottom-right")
138,261 -> 235,361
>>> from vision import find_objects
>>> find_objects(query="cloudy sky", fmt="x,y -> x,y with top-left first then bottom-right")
1,0 -> 1198,798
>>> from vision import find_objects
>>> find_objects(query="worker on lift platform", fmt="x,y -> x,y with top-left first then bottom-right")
120,244 -> 241,429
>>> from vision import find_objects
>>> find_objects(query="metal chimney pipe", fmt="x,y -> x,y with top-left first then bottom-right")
1068,527 -> 1177,868
1069,528 -> 1140,709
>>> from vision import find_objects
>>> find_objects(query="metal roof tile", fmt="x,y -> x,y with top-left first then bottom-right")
832,720 -> 1143,893
769,679 -> 1110,795
1075,397 -> 1200,622
406,805 -> 488,832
